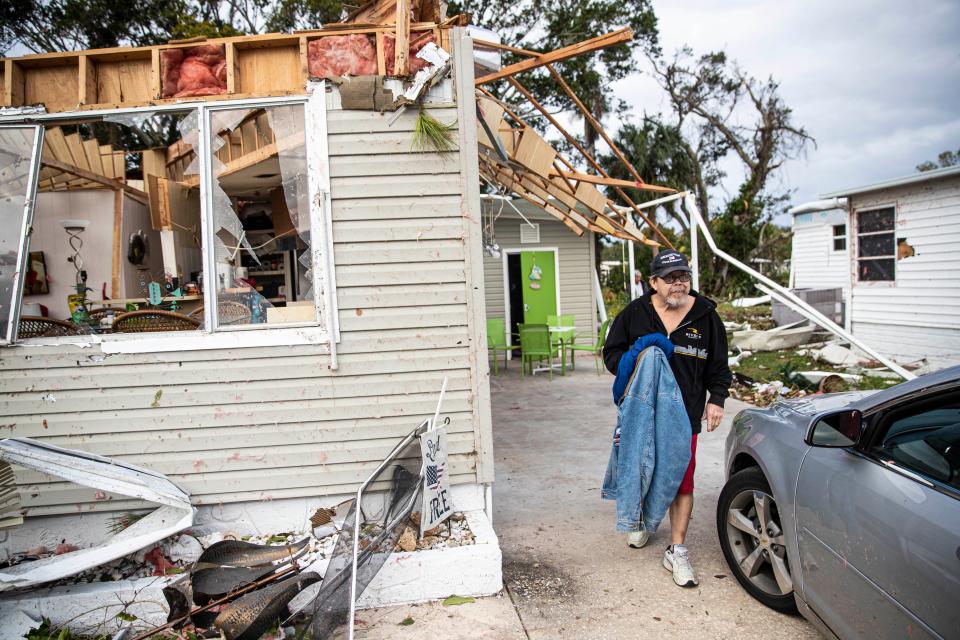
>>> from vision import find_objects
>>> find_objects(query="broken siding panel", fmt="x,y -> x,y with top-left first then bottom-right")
0,100 -> 485,516
850,322 -> 960,369
849,174 -> 960,358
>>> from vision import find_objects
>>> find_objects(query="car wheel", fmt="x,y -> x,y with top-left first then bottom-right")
717,467 -> 797,613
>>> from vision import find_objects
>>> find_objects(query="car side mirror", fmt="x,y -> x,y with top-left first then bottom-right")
805,409 -> 863,447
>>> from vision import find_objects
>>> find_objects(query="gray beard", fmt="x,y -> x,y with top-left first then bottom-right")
663,293 -> 686,309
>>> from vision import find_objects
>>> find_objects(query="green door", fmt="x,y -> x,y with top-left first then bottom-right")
519,251 -> 557,323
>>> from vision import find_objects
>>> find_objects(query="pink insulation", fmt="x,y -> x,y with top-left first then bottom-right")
307,35 -> 378,78
161,44 -> 227,99
384,32 -> 436,76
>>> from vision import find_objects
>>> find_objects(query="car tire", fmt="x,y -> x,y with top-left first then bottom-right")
717,467 -> 798,614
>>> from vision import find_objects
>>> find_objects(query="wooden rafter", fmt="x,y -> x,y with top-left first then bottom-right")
474,28 -> 634,86
503,76 -> 674,248
41,157 -> 147,202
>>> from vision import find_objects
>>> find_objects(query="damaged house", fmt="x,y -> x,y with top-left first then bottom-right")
0,0 -> 679,619
0,11 -> 499,598
789,165 -> 960,369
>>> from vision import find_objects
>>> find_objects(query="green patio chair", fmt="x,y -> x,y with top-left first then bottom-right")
568,318 -> 611,375
486,318 -> 511,375
518,323 -> 562,380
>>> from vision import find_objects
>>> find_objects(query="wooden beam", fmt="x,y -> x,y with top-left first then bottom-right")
472,39 -> 539,58
376,31 -> 387,76
394,0 -> 410,76
112,189 -> 122,298
41,157 -> 147,202
4,60 -> 24,106
79,55 -> 97,105
225,42 -> 238,94
552,169 -> 677,193
475,28 -> 633,85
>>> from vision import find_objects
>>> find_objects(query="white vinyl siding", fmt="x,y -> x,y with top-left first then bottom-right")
849,173 -> 960,367
791,209 -> 849,291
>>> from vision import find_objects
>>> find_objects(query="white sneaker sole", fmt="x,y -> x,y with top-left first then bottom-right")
627,531 -> 650,548
662,554 -> 698,587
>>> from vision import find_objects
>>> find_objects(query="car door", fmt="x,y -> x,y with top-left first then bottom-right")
794,390 -> 960,639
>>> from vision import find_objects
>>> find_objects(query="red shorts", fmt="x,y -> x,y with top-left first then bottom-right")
677,434 -> 698,495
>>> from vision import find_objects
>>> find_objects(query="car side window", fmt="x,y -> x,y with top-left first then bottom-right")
870,399 -> 960,492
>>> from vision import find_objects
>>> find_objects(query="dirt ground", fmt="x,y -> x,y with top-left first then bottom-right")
489,355 -> 822,640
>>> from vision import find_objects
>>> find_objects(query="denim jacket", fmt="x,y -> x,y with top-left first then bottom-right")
601,347 -> 691,533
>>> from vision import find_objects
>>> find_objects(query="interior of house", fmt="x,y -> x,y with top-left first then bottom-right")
11,103 -> 316,338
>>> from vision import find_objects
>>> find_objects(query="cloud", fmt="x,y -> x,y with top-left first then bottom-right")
608,0 -> 960,223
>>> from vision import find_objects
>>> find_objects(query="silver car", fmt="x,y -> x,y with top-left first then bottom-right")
718,365 -> 960,639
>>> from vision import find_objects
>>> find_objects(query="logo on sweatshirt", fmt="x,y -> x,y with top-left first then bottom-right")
685,328 -> 702,341
675,345 -> 708,359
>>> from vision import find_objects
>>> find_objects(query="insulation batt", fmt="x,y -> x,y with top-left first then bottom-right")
384,32 -> 436,75
307,35 -> 378,78
161,44 -> 227,98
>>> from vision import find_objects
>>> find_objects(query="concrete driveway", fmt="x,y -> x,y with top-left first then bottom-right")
490,355 -> 821,639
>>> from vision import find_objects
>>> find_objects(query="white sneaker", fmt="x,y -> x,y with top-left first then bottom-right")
627,530 -> 650,548
663,545 -> 698,587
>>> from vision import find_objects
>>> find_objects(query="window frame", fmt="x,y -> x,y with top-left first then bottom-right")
0,124 -> 44,345
831,223 -> 846,252
860,388 -> 960,501
0,91 -> 339,352
854,205 -> 897,283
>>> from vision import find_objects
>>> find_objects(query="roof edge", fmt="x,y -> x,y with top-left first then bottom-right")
822,164 -> 960,198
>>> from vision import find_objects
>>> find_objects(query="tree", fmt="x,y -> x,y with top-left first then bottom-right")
605,47 -> 813,297
917,147 -> 959,172
1,0 -> 343,55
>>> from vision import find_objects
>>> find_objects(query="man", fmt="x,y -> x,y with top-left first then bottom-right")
632,269 -> 650,299
603,249 -> 732,588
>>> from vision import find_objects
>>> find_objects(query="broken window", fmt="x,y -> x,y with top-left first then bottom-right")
832,224 -> 846,252
206,103 -> 318,328
0,126 -> 42,343
2,97 -> 329,344
856,207 -> 895,282
13,109 -> 205,337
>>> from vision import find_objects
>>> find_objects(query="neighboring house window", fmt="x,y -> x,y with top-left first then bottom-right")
0,98 -> 333,345
832,224 -> 846,252
856,207 -> 896,282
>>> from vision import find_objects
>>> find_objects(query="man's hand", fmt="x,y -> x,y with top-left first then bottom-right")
703,403 -> 724,432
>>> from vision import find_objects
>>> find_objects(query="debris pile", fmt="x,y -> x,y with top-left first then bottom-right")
395,511 -> 474,552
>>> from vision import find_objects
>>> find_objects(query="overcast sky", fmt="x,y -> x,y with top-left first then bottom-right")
609,0 -> 960,224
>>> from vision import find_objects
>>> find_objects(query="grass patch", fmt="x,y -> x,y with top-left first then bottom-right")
717,303 -> 775,330
734,349 -> 899,393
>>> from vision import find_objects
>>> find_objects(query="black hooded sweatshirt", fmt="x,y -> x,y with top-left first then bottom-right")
603,290 -> 732,434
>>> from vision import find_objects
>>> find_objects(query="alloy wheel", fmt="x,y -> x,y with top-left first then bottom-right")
725,489 -> 793,596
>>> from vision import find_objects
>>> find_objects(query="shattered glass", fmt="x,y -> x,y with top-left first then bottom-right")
0,127 -> 39,341
208,104 -> 316,327
293,424 -> 425,639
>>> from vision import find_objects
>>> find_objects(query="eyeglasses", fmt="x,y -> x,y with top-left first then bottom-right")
659,272 -> 692,284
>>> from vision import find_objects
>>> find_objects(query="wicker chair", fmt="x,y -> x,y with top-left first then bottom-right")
112,310 -> 201,333
18,316 -> 87,339
187,302 -> 251,326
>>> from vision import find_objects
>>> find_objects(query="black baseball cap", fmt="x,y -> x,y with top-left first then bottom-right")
650,250 -> 692,278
